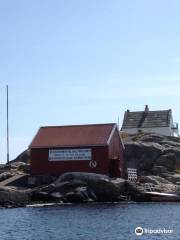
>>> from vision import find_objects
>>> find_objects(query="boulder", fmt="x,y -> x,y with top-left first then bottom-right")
0,186 -> 30,207
30,186 -> 61,202
31,190 -> 58,202
89,178 -> 126,201
139,175 -> 171,185
124,142 -> 164,174
0,172 -> 13,182
124,133 -> 180,177
50,192 -> 62,199
155,183 -> 177,193
164,174 -> 180,184
62,187 -> 90,203
55,172 -> 126,202
137,175 -> 179,193
28,175 -> 56,187
57,172 -> 109,183
154,153 -> 176,172
34,172 -> 126,203
52,180 -> 87,194
40,183 -> 56,193
137,134 -> 164,143
161,140 -> 180,148
151,166 -> 169,175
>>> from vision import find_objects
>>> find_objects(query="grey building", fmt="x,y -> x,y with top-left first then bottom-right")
121,105 -> 179,137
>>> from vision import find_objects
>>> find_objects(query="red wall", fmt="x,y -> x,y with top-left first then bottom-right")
30,128 -> 124,177
108,129 -> 124,177
31,146 -> 110,175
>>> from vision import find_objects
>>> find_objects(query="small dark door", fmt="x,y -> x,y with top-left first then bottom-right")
109,157 -> 121,177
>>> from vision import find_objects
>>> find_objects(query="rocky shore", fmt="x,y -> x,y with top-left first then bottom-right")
124,132 -> 180,191
0,132 -> 180,208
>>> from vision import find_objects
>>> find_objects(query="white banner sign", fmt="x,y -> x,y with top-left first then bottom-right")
49,148 -> 92,161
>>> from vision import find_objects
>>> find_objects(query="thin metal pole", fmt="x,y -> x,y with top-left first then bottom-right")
6,85 -> 9,164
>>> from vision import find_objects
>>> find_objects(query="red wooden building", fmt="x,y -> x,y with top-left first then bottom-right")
29,123 -> 124,177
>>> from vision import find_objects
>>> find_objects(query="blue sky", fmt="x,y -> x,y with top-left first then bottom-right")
0,0 -> 180,162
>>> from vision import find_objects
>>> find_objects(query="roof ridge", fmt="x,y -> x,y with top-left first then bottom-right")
40,123 -> 116,129
128,110 -> 170,114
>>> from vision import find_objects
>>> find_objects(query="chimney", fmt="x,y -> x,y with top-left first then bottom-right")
145,105 -> 149,112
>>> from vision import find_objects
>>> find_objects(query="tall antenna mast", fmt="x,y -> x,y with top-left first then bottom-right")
6,85 -> 9,164
118,116 -> 120,130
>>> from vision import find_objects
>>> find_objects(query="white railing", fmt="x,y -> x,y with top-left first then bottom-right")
127,168 -> 137,182
144,183 -> 155,192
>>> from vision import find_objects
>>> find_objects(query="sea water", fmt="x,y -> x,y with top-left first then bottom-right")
0,203 -> 179,240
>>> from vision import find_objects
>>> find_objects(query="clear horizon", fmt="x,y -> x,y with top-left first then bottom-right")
0,0 -> 180,163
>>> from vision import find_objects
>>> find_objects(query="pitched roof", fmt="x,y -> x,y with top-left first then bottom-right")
30,123 -> 117,148
121,109 -> 172,129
